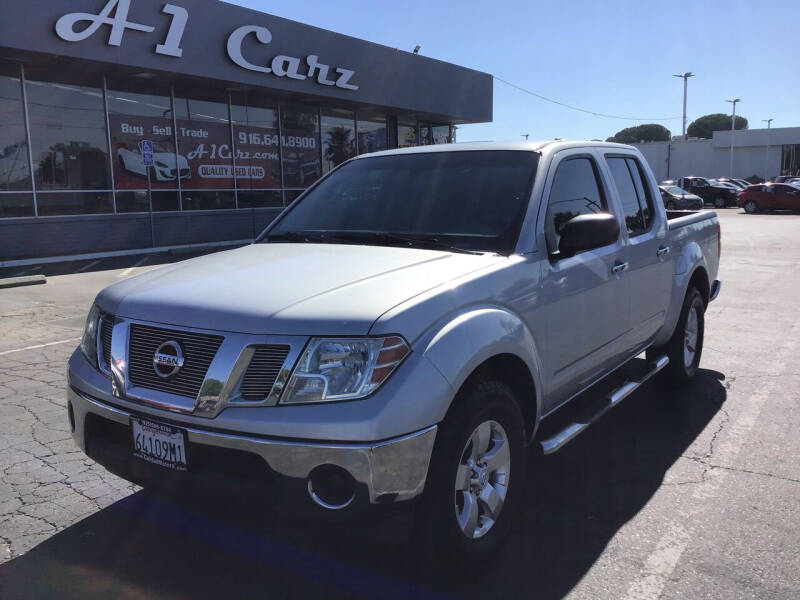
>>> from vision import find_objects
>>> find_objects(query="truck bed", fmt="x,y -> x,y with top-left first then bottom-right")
665,209 -> 718,229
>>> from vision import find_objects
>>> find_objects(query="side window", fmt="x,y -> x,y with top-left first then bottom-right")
545,157 -> 608,253
626,158 -> 655,231
607,157 -> 646,235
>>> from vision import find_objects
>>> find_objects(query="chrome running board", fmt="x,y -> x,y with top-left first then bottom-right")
539,355 -> 669,455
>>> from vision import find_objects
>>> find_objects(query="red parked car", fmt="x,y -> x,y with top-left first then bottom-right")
738,183 -> 800,214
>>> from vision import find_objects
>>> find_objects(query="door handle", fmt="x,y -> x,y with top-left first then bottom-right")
612,261 -> 629,274
656,246 -> 670,257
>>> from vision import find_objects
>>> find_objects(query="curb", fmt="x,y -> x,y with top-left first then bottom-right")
0,274 -> 47,289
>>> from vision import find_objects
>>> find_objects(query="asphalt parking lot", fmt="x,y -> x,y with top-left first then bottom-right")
1,209 -> 799,599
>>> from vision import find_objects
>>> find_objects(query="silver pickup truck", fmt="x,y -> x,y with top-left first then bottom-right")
67,141 -> 720,565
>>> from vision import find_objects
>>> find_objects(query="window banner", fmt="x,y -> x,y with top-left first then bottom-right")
109,114 -> 179,190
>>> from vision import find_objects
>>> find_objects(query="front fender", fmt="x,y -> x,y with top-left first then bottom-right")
419,307 -> 544,426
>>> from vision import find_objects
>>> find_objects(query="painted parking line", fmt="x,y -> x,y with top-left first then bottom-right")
0,338 -> 81,356
118,256 -> 149,277
75,259 -> 101,273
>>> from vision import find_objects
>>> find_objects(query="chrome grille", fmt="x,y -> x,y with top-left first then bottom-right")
99,316 -> 113,372
128,324 -> 223,399
239,345 -> 290,401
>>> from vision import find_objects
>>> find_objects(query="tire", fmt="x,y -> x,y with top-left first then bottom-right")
417,379 -> 526,571
666,201 -> 677,210
649,287 -> 705,386
744,200 -> 758,214
713,196 -> 727,209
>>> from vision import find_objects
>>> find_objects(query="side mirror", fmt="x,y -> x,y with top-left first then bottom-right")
557,213 -> 620,256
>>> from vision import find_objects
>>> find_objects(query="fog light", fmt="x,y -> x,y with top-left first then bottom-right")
307,464 -> 356,510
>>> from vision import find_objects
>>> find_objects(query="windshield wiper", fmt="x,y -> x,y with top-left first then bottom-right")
260,231 -> 359,245
353,232 -> 486,255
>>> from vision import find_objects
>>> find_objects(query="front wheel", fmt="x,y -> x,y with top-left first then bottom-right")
744,200 -> 758,214
418,379 -> 526,570
713,196 -> 727,209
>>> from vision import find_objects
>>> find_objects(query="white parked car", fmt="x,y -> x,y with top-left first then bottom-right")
117,143 -> 190,182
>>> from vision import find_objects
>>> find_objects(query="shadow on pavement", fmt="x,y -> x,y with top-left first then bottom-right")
0,369 -> 727,600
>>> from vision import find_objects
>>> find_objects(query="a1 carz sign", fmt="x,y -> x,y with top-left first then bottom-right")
55,0 -> 359,90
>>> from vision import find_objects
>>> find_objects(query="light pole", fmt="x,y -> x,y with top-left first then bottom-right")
762,118 -> 773,181
726,98 -> 741,177
673,72 -> 693,140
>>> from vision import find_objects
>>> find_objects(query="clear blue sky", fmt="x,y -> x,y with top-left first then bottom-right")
228,0 -> 798,142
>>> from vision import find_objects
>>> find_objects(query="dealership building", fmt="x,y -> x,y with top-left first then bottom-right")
0,0 -> 492,262
632,126 -> 800,184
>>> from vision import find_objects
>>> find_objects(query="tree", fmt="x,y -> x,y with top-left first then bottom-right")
606,124 -> 671,143
687,113 -> 748,139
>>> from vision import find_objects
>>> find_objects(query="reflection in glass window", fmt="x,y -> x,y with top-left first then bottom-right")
397,120 -> 418,148
431,124 -> 452,145
0,73 -> 34,217
608,157 -> 644,235
281,106 -> 320,188
545,157 -> 608,253
321,108 -> 355,173
626,158 -> 654,231
419,123 -> 433,145
357,111 -> 387,155
0,75 -> 32,192
175,95 -> 235,208
35,192 -> 113,216
107,89 -> 180,211
231,96 -> 280,200
26,80 -> 112,215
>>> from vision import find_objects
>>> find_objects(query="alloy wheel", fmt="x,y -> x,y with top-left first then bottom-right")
684,305 -> 699,369
454,420 -> 511,539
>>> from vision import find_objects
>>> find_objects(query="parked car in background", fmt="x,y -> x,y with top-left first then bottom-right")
659,185 -> 704,210
734,179 -> 752,188
738,183 -> 800,213
716,178 -> 747,190
676,176 -> 739,208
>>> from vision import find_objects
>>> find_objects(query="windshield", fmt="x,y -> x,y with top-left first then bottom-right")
261,150 -> 539,254
666,186 -> 687,195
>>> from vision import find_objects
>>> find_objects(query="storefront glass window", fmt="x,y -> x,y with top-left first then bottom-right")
781,144 -> 800,176
419,123 -> 433,145
175,95 -> 235,210
356,110 -> 387,155
397,120 -> 418,148
431,124 -> 453,144
231,95 -> 282,208
0,72 -> 34,217
321,108 -> 356,173
281,106 -> 321,188
107,89 -> 179,212
26,79 -> 112,215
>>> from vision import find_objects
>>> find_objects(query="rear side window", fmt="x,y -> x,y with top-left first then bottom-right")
545,157 -> 608,253
606,156 -> 655,236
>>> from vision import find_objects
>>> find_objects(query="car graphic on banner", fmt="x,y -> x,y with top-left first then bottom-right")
116,141 -> 190,182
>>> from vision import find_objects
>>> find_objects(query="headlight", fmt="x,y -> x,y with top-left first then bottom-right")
281,336 -> 410,404
80,304 -> 101,368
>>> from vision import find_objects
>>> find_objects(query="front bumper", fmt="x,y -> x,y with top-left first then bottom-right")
68,387 -> 437,509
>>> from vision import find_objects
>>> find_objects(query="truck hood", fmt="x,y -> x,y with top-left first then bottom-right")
98,243 -> 503,335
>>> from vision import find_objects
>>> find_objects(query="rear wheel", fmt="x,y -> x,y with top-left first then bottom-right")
650,287 -> 705,386
744,200 -> 758,214
418,379 -> 526,571
713,196 -> 727,209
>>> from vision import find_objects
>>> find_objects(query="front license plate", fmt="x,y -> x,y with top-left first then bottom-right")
132,417 -> 188,471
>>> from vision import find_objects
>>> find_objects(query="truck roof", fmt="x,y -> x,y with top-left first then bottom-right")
359,139 -> 638,159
